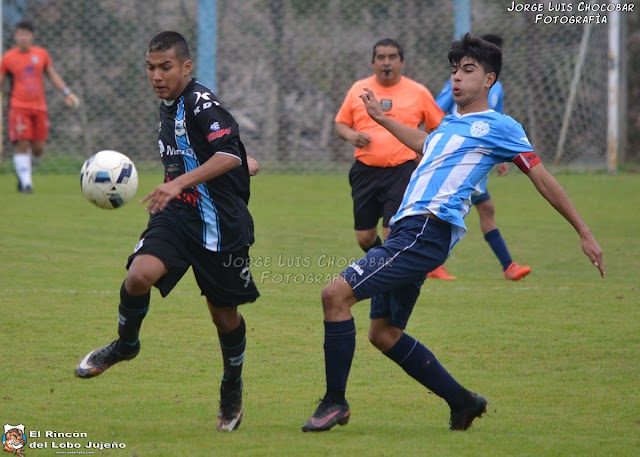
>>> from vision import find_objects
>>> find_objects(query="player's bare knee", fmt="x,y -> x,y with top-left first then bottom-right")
125,270 -> 155,294
210,307 -> 240,333
356,231 -> 377,250
477,200 -> 495,219
321,283 -> 340,313
368,321 -> 403,352
321,280 -> 352,317
368,328 -> 386,351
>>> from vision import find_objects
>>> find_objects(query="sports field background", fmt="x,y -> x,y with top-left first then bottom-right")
1,171 -> 639,456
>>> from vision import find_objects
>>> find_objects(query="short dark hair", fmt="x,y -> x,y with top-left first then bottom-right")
448,33 -> 502,81
147,31 -> 190,60
372,38 -> 404,63
15,21 -> 34,33
480,33 -> 503,50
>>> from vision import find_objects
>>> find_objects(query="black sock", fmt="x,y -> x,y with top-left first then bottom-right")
218,316 -> 246,384
363,235 -> 383,253
324,318 -> 356,404
384,333 -> 467,410
117,282 -> 149,349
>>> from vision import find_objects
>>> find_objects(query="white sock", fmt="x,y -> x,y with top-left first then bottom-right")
13,151 -> 33,188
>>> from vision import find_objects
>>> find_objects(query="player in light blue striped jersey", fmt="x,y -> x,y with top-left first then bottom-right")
302,33 -> 604,433
429,33 -> 531,281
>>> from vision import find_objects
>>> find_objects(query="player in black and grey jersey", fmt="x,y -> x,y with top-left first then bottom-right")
155,76 -> 254,251
75,31 -> 259,432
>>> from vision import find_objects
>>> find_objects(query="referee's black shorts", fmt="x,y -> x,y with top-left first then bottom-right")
349,159 -> 416,230
127,214 -> 259,308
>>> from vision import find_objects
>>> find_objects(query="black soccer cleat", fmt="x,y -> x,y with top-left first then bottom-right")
449,391 -> 488,431
75,339 -> 140,378
217,378 -> 244,431
301,396 -> 350,432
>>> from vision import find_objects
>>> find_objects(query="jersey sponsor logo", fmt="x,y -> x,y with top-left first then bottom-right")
380,99 -> 392,112
194,91 -> 211,104
193,91 -> 220,115
349,262 -> 364,276
166,163 -> 181,173
158,140 -> 195,158
194,102 -> 213,115
470,120 -> 490,137
207,127 -> 231,142
210,122 -> 221,131
168,173 -> 201,207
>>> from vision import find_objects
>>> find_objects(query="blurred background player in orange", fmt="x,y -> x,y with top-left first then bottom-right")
0,20 -> 79,193
427,33 -> 531,281
335,38 -> 444,252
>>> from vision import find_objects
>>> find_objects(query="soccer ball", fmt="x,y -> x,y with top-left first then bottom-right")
80,150 -> 138,209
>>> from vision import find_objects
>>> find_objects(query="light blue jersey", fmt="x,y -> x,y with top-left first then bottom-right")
435,79 -> 504,114
391,110 -> 533,250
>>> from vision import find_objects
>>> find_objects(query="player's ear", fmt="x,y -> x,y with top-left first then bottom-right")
183,59 -> 193,74
485,71 -> 496,90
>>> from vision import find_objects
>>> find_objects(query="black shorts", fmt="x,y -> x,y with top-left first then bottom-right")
127,215 -> 259,308
349,160 -> 416,230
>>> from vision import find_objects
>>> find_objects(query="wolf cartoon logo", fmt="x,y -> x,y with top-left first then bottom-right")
2,425 -> 26,457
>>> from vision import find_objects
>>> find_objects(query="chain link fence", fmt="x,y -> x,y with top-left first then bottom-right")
0,0 -> 629,174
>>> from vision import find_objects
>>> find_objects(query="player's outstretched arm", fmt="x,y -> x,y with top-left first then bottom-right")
526,163 -> 605,277
360,88 -> 428,155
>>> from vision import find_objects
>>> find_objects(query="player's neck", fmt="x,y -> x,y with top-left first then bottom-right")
457,96 -> 490,115
17,45 -> 32,52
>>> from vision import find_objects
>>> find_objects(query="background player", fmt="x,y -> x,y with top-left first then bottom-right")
335,38 -> 444,252
302,33 -> 604,433
0,20 -> 79,193
427,33 -> 531,281
75,31 -> 259,433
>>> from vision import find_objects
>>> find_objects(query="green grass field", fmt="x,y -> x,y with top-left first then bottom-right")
1,172 -> 639,457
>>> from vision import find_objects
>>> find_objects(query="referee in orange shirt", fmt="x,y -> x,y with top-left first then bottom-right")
0,21 -> 79,193
335,38 -> 444,252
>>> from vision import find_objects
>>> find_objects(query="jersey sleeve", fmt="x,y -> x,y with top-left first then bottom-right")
419,87 -> 445,131
189,91 -> 242,160
488,83 -> 504,113
335,84 -> 356,126
499,121 -> 541,173
0,52 -> 10,75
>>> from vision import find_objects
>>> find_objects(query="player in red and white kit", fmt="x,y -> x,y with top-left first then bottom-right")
0,21 -> 79,193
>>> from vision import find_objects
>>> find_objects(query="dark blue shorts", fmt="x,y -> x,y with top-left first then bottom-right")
471,190 -> 491,206
340,215 -> 452,329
